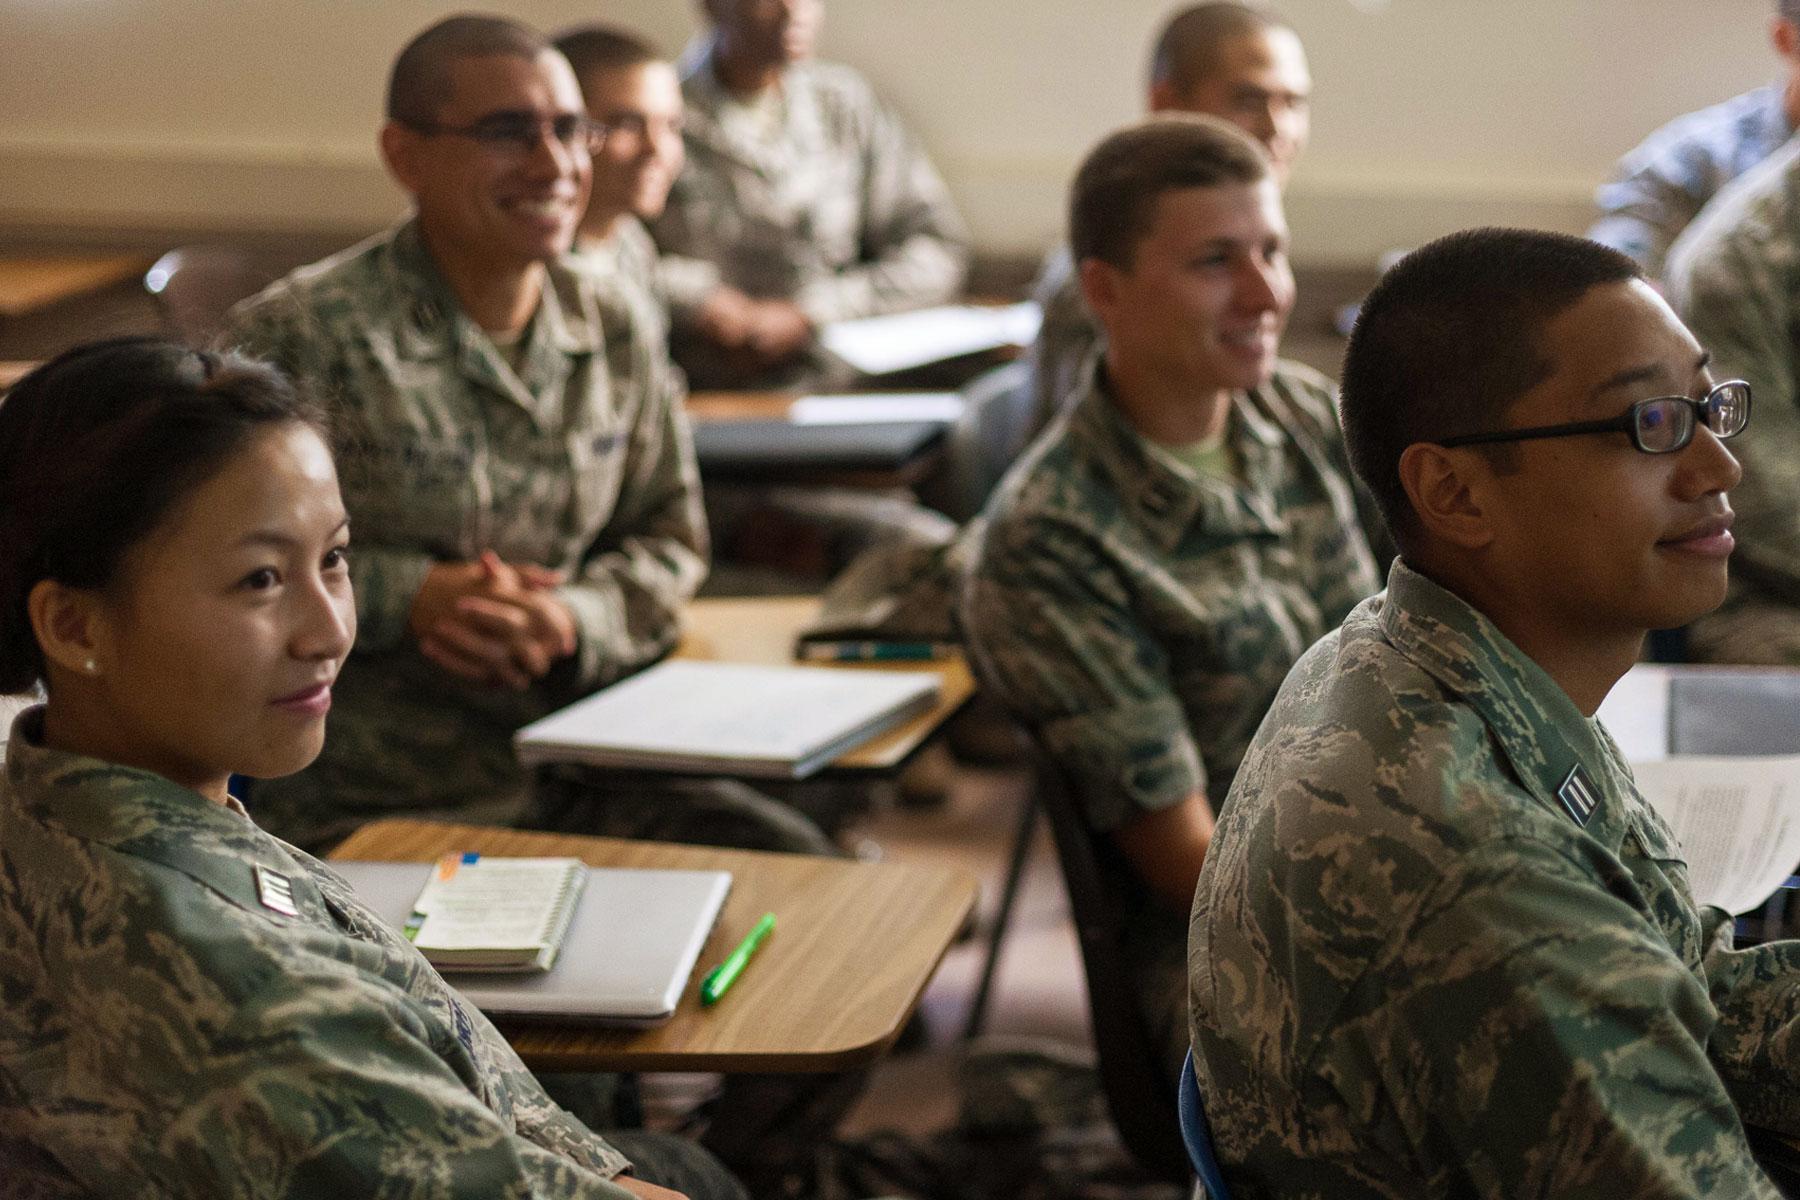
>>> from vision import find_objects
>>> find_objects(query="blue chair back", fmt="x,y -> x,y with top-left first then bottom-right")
1179,1050 -> 1233,1200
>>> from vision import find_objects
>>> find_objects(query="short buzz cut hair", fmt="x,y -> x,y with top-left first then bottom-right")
387,14 -> 552,129
1339,228 -> 1642,549
1070,113 -> 1270,270
1150,2 -> 1290,94
552,24 -> 661,82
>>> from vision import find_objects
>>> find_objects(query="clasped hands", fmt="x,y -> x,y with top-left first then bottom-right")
694,286 -> 813,367
408,551 -> 577,690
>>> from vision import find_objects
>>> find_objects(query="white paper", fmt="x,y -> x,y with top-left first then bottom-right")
1595,664 -> 1672,762
820,302 -> 1043,375
788,392 -> 966,425
1631,757 -> 1800,913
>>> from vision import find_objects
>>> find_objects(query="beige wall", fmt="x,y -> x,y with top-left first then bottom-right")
0,0 -> 1779,264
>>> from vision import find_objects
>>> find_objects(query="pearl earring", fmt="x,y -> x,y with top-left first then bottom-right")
82,659 -> 97,675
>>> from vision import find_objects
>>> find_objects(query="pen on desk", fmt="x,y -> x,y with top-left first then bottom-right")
701,912 -> 776,1006
796,640 -> 947,662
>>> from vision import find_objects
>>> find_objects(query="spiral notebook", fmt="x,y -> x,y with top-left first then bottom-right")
404,855 -> 587,972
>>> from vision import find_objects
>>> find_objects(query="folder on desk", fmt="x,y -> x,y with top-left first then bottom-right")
333,859 -> 731,1024
515,659 -> 941,779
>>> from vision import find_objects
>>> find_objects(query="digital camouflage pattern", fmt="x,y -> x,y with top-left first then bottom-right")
573,217 -> 674,350
649,36 -> 969,385
228,221 -> 707,852
1191,561 -> 1800,1199
963,360 -> 1378,830
1668,137 -> 1800,665
963,361 -> 1378,1078
0,709 -> 640,1199
1590,83 -> 1792,279
1023,245 -> 1099,437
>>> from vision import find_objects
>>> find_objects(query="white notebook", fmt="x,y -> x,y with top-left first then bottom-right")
514,660 -> 941,779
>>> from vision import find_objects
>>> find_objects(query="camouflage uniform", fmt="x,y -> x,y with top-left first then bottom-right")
962,360 -> 1379,1078
1191,561 -> 1800,1198
649,36 -> 970,388
1590,83 -> 1793,278
0,708 -> 744,1199
1668,138 -> 1800,665
227,220 -> 711,853
573,217 -> 674,349
1023,245 -> 1096,435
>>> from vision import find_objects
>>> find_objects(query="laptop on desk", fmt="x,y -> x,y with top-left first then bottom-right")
332,860 -> 731,1025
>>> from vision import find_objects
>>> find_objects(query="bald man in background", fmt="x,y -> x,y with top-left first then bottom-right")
1027,2 -> 1311,430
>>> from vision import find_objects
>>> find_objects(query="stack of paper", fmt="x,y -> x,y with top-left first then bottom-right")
1597,665 -> 1800,913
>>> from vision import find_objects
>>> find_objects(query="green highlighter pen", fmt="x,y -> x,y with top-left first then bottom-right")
700,912 -> 776,1006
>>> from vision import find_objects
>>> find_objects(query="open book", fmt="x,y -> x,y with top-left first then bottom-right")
515,660 -> 941,779
1597,665 -> 1800,914
403,855 -> 586,972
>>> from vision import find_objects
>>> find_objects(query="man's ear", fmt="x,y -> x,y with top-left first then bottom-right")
1773,15 -> 1800,60
1078,256 -> 1124,327
1397,442 -> 1496,551
379,121 -> 425,196
27,579 -> 107,681
1147,79 -> 1182,113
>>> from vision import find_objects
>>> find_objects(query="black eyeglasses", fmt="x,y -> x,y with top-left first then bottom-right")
1437,379 -> 1752,455
410,112 -> 606,157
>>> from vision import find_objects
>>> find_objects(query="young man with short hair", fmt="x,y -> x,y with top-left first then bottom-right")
1029,2 -> 1311,428
555,25 -> 686,344
963,115 -> 1377,1082
1189,227 -> 1799,1197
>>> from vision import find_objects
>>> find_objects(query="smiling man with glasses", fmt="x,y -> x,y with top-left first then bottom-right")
223,14 -> 749,861
1189,228 -> 1800,1198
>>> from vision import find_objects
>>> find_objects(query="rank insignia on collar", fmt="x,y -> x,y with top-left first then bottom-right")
1556,763 -> 1600,828
255,865 -> 300,917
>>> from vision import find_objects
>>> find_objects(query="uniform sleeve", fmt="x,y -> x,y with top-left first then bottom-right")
1668,218 -> 1800,605
147,968 -> 639,1200
557,305 -> 709,692
227,291 -> 436,654
1697,913 -> 1800,1134
1589,165 -> 1704,280
961,516 -> 1204,829
1356,836 -> 1783,1199
1025,249 -> 1101,435
791,96 -> 970,326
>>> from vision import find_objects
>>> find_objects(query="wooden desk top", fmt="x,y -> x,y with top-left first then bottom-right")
0,255 -> 149,318
686,390 -> 798,424
676,595 -> 975,771
331,819 -> 976,1073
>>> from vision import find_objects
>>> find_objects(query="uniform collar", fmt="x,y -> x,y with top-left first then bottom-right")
1067,361 -> 1293,555
1377,561 -> 1631,847
384,219 -> 602,416
3,708 -> 330,925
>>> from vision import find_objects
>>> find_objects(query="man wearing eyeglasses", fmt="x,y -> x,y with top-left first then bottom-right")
1188,229 -> 1799,1198
225,16 -> 776,857
1668,139 -> 1800,667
